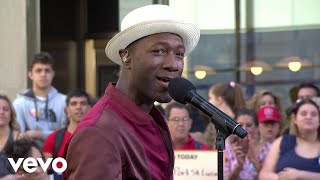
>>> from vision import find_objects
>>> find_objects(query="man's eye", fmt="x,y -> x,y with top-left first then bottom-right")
176,52 -> 184,57
175,52 -> 184,59
80,102 -> 88,106
153,49 -> 165,54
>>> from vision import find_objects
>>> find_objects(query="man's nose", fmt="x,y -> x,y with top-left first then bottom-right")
75,103 -> 82,109
40,70 -> 47,76
163,54 -> 180,72
177,120 -> 186,125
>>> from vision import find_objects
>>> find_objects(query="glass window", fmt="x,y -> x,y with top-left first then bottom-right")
170,0 -> 320,109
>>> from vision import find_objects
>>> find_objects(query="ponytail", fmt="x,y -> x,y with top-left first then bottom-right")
209,82 -> 245,114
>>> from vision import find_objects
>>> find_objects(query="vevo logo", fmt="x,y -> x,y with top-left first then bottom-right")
8,157 -> 67,173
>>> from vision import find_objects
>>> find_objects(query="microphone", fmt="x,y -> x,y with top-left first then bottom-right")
168,77 -> 247,138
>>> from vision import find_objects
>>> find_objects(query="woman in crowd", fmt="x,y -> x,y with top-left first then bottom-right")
247,90 -> 283,112
0,94 -> 21,152
204,81 -> 246,149
257,106 -> 281,145
0,94 -> 25,179
247,89 -> 287,135
225,108 -> 271,180
208,81 -> 245,119
259,99 -> 320,180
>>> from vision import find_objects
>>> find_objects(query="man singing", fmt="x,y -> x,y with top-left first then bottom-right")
64,4 -> 200,180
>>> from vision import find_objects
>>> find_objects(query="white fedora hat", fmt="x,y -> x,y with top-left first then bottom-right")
105,4 -> 200,65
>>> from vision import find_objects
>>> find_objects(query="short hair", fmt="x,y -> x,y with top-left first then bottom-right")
297,82 -> 320,97
164,102 -> 191,119
66,89 -> 92,106
30,52 -> 55,70
235,108 -> 258,127
4,138 -> 44,162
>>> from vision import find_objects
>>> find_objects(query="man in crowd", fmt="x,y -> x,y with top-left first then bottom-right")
165,102 -> 209,150
43,89 -> 92,179
13,52 -> 66,147
296,82 -> 320,100
63,4 -> 200,180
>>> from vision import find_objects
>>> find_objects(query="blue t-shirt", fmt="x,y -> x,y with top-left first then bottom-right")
276,134 -> 320,173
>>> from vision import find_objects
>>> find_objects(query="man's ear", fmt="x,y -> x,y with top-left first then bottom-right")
28,71 -> 33,80
119,49 -> 131,69
65,107 -> 69,116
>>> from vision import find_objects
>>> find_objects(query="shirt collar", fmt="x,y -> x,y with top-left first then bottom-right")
104,83 -> 165,125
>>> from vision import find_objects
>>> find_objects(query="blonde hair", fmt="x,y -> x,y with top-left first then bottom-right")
209,82 -> 245,114
247,89 -> 283,112
203,123 -> 216,150
247,90 -> 285,133
0,94 -> 20,131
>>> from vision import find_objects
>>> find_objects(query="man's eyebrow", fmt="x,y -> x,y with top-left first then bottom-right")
34,67 -> 50,69
151,41 -> 185,50
151,41 -> 168,46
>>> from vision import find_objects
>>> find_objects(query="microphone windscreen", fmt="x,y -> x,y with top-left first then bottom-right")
168,77 -> 195,104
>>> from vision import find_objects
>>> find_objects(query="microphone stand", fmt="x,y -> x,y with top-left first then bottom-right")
210,116 -> 231,180
215,129 -> 228,180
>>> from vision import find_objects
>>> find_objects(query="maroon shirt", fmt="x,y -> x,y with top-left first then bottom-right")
63,83 -> 174,180
182,135 -> 210,150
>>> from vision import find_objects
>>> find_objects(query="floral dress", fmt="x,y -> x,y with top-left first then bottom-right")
224,142 -> 271,180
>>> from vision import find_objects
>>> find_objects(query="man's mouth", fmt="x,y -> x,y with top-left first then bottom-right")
75,112 -> 84,116
157,76 -> 172,83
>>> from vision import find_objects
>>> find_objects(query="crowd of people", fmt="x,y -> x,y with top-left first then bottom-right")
0,52 -> 92,180
1,53 -> 319,180
0,4 -> 320,180
164,79 -> 320,179
187,81 -> 320,180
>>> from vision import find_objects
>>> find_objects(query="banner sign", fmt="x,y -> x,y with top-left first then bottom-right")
173,150 -> 219,180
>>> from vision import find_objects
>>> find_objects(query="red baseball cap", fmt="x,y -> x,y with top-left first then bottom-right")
257,106 -> 281,123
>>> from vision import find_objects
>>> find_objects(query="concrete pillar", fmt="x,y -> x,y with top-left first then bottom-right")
0,0 -> 40,101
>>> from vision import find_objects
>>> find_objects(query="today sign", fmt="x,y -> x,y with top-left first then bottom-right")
174,150 -> 219,180
8,157 -> 67,173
